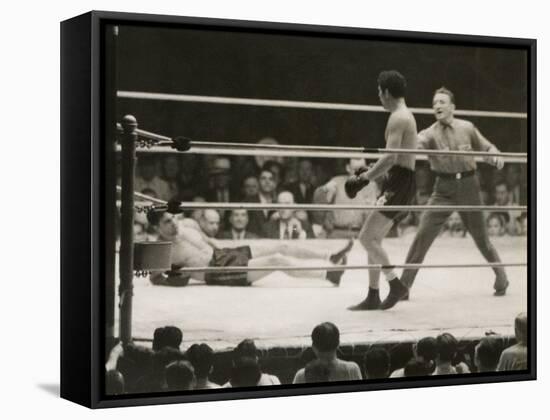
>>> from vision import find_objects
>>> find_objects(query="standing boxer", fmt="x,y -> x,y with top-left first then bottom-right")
380,87 -> 508,310
346,70 -> 418,310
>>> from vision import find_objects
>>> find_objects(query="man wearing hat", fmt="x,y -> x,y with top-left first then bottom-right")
206,157 -> 237,230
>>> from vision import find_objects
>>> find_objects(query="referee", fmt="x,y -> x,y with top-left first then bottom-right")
380,87 -> 509,310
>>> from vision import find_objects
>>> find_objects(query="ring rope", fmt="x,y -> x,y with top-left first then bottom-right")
116,124 -> 527,163
117,91 -> 528,119
121,188 -> 527,213
168,262 -> 526,274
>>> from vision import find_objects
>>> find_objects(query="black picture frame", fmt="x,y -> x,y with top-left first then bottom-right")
60,10 -> 536,409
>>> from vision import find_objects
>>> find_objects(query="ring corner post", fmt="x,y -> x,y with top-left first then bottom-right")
119,114 -> 137,344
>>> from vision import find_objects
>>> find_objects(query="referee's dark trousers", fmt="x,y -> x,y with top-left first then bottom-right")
400,172 -> 508,291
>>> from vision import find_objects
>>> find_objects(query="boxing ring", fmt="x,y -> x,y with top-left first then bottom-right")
115,93 -> 528,351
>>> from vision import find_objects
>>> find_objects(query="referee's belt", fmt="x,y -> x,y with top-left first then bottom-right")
435,170 -> 475,180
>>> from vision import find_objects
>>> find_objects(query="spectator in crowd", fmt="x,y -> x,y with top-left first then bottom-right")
304,360 -> 331,383
493,181 -> 522,235
246,168 -> 278,237
293,322 -> 362,383
152,326 -> 183,351
285,158 -> 315,204
232,155 -> 260,190
498,312 -> 528,371
363,347 -> 391,379
314,158 -> 377,238
390,336 -> 437,378
186,343 -> 221,389
241,175 -> 260,201
114,343 -> 154,393
136,347 -> 185,393
161,155 -> 181,200
440,212 -> 466,238
218,209 -> 258,240
487,213 -> 507,237
207,157 -> 235,203
106,370 -> 125,395
165,360 -> 196,391
226,339 -> 281,386
263,160 -> 285,191
227,357 -> 262,388
313,160 -> 332,187
474,335 -> 504,372
135,155 -> 171,201
207,156 -> 235,229
198,209 -> 221,238
433,333 -> 470,375
265,191 -> 314,239
403,360 -> 432,377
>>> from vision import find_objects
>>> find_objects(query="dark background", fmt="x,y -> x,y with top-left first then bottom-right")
116,24 -> 528,153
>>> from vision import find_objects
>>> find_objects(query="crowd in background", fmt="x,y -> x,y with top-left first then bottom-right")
105,312 -> 528,395
125,138 -> 527,242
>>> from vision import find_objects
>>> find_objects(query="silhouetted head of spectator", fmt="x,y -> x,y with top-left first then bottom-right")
117,343 -> 154,390
404,360 -> 431,377
297,158 -> 314,184
436,333 -> 458,364
475,336 -> 504,372
259,168 -> 277,197
415,337 -> 438,369
263,160 -> 285,187
147,210 -> 178,241
311,322 -> 340,355
139,155 -> 158,181
162,155 -> 180,181
378,70 -> 407,108
230,357 -> 262,387
515,312 -> 528,345
229,209 -> 249,232
210,157 -> 232,189
186,343 -> 215,380
487,213 -> 506,237
345,158 -> 367,176
198,209 -> 221,237
277,190 -> 295,222
242,175 -> 260,198
165,360 -> 195,391
153,347 -> 185,375
234,339 -> 259,362
304,359 -> 331,383
494,181 -> 510,206
152,326 -> 183,351
106,370 -> 125,395
363,346 -> 391,379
